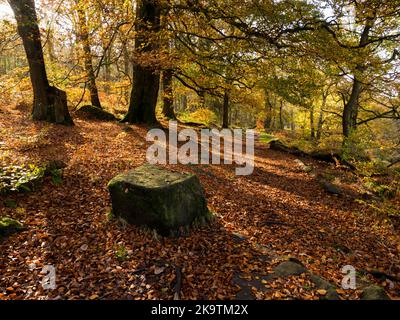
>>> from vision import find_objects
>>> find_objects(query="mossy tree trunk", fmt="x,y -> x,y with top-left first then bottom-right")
8,0 -> 73,125
122,0 -> 161,124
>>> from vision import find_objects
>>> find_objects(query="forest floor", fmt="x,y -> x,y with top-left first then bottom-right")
1,104 -> 400,300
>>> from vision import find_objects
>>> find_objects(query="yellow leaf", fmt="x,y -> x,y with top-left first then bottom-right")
317,289 -> 327,296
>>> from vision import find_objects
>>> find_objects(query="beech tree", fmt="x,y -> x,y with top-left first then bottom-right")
122,0 -> 162,124
8,0 -> 73,125
74,0 -> 102,109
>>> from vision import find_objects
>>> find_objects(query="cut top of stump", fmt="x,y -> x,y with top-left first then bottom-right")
109,165 -> 193,189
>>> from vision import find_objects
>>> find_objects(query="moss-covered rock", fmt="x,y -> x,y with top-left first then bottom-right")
360,285 -> 390,300
75,105 -> 117,121
0,217 -> 24,240
108,164 -> 211,236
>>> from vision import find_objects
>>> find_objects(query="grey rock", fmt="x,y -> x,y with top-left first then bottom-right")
294,159 -> 313,173
273,261 -> 307,277
320,180 -> 342,195
232,233 -> 247,243
233,272 -> 272,300
360,285 -> 390,300
309,274 -> 340,300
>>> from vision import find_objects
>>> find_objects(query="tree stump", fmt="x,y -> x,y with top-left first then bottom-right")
108,165 -> 211,236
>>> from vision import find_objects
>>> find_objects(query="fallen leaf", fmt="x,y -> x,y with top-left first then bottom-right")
154,266 -> 165,275
317,289 -> 327,296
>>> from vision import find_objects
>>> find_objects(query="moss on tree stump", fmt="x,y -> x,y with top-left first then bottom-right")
108,165 -> 211,236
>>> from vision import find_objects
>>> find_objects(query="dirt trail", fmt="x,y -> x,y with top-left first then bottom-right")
1,109 -> 399,300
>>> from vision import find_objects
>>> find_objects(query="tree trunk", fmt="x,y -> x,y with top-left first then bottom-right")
222,89 -> 229,128
342,14 -> 374,138
316,109 -> 324,142
122,43 -> 130,76
181,95 -> 188,111
104,48 -> 111,82
162,69 -> 176,119
122,0 -> 161,124
264,90 -> 273,130
316,89 -> 328,142
279,100 -> 284,130
290,109 -> 295,131
47,29 -> 56,64
75,1 -> 102,109
8,0 -> 73,125
342,78 -> 362,137
310,105 -> 315,140
198,90 -> 205,109
176,94 -> 187,113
